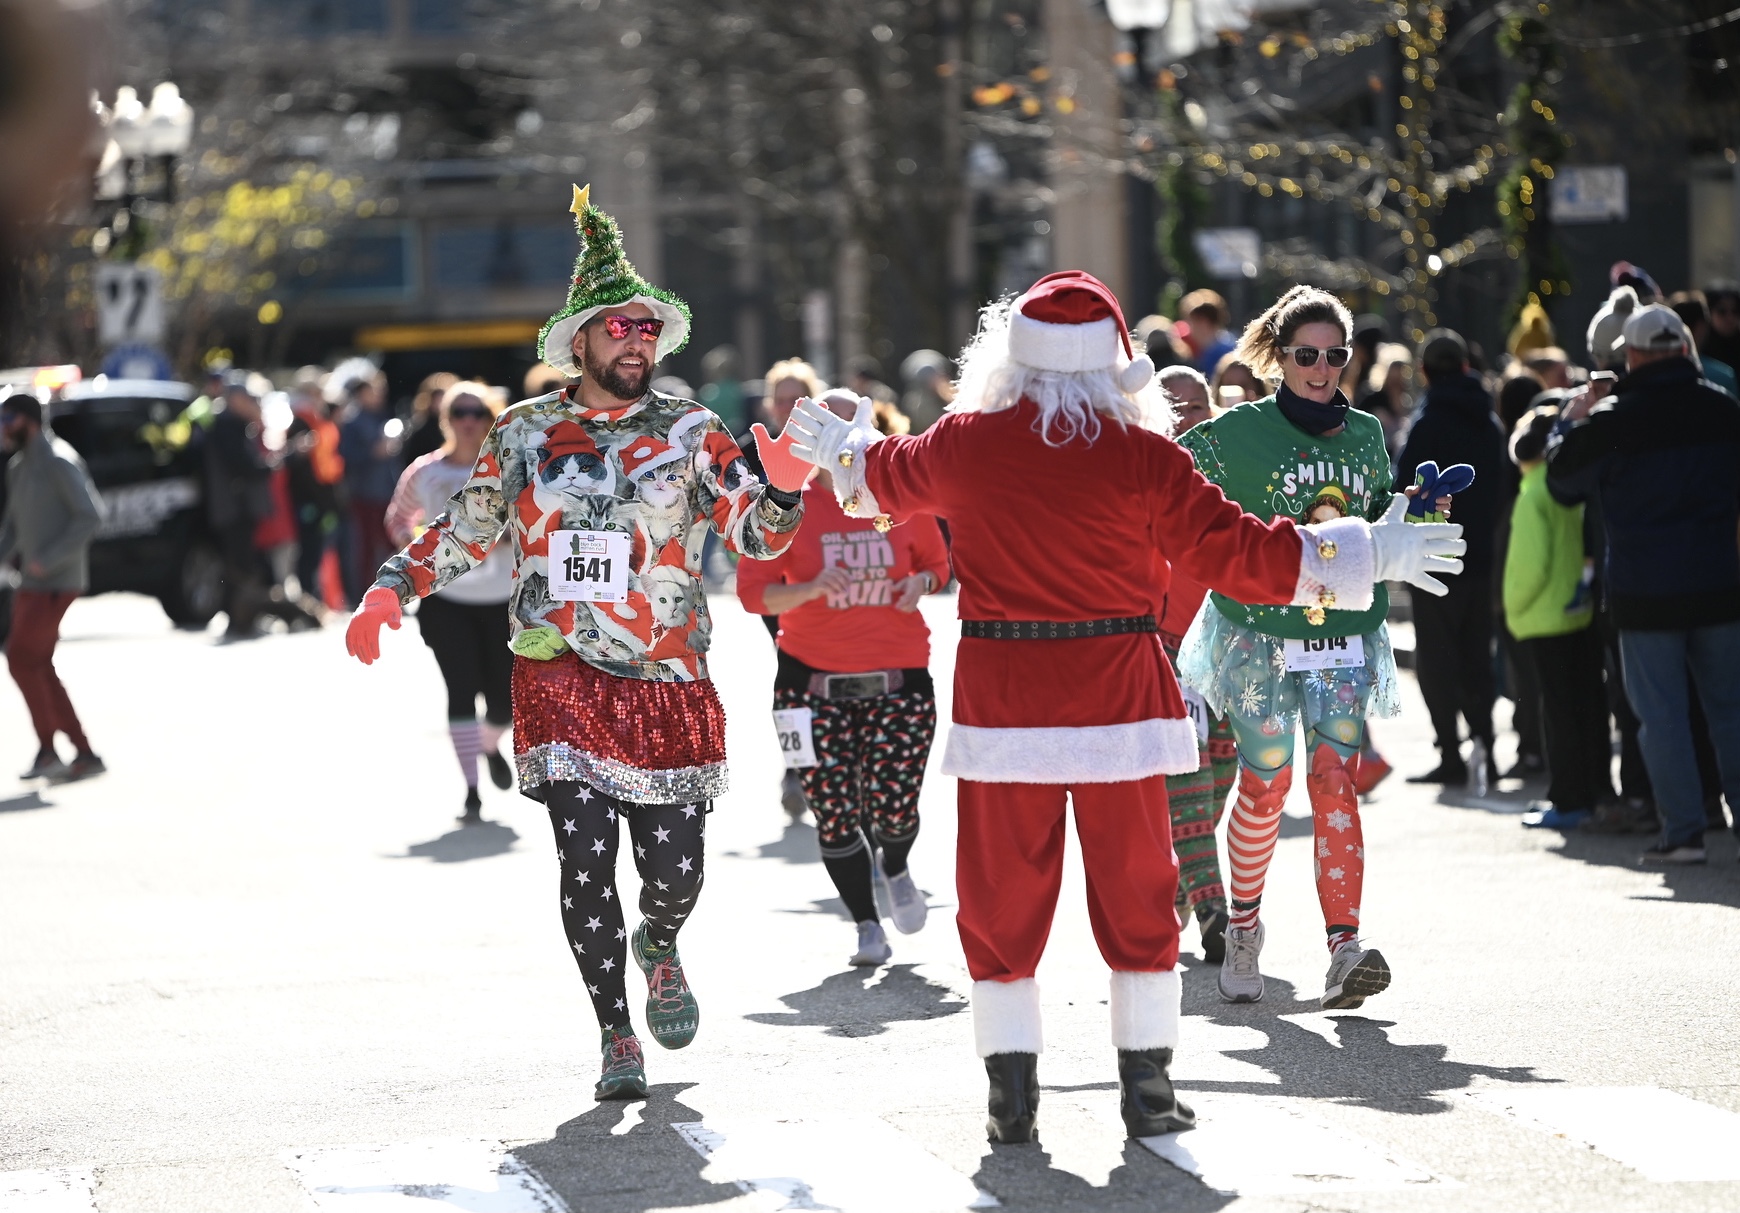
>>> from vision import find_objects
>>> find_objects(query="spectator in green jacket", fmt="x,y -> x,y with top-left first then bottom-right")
1506,404 -> 1612,830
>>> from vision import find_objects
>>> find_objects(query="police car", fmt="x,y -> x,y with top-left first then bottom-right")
46,378 -> 224,626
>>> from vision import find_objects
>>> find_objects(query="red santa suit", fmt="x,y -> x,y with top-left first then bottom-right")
820,273 -> 1381,1061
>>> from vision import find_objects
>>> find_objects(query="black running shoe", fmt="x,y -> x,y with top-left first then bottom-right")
486,750 -> 513,791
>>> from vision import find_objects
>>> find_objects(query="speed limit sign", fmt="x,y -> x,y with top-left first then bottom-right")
95,263 -> 165,347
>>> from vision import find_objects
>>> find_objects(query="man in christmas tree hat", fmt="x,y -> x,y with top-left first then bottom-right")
345,185 -> 818,1101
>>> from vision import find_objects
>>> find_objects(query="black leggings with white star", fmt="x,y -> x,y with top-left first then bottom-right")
544,781 -> 708,1035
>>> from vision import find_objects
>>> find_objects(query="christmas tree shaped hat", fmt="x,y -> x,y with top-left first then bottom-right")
539,184 -> 691,376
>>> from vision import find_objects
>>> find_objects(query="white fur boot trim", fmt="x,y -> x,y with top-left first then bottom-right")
1110,969 -> 1181,1051
972,977 -> 1043,1057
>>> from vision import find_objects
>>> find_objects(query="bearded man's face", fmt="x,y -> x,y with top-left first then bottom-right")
573,302 -> 657,401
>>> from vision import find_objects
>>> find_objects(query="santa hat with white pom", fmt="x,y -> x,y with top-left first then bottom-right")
1007,270 -> 1154,394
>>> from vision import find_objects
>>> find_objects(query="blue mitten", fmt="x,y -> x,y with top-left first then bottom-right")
1406,460 -> 1476,523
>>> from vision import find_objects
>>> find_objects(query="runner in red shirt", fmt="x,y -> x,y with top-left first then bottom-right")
739,390 -> 951,967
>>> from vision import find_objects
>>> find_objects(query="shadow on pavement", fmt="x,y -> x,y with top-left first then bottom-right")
745,962 -> 966,1038
396,820 -> 519,863
513,1083 -> 744,1213
1177,967 -> 1552,1115
0,789 -> 51,813
972,1140 -> 1233,1213
1548,827 -> 1740,910
721,819 -> 820,865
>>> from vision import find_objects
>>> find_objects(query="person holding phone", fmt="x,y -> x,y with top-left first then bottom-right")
737,389 -> 950,967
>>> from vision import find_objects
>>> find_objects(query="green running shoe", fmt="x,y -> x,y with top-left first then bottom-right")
633,921 -> 700,1050
595,1028 -> 647,1101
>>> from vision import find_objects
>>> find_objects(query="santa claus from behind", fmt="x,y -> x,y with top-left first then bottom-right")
787,271 -> 1465,1144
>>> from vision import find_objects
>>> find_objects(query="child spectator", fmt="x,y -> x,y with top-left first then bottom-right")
1506,405 -> 1613,829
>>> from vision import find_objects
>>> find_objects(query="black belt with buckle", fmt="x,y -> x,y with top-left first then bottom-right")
807,669 -> 905,699
960,615 -> 1158,640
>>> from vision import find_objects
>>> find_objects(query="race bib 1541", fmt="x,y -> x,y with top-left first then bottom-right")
549,530 -> 631,603
1283,634 -> 1366,672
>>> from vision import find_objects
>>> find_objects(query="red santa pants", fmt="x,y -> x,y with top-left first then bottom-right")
955,775 -> 1181,982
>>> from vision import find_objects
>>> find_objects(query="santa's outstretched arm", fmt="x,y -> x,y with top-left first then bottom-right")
1155,447 -> 1466,611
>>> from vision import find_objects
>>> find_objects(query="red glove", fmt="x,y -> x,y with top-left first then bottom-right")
750,419 -> 818,494
345,585 -> 403,665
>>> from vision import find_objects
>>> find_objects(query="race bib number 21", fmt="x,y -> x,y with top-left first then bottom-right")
549,530 -> 631,603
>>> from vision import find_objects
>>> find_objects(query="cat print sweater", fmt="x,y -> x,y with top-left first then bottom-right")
373,386 -> 803,682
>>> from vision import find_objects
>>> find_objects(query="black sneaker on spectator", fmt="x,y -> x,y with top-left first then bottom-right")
51,754 -> 105,783
1582,800 -> 1657,835
1406,759 -> 1468,786
1640,840 -> 1706,865
1705,797 -> 1729,831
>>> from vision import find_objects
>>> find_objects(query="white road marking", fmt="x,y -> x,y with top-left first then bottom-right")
1138,1095 -> 1450,1195
673,1116 -> 998,1211
1469,1086 -> 1740,1181
283,1140 -> 566,1211
0,1172 -> 95,1213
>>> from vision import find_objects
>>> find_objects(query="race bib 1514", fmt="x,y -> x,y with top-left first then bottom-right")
1283,633 -> 1366,672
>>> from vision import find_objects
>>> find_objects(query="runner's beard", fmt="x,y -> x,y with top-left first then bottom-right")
584,345 -> 652,401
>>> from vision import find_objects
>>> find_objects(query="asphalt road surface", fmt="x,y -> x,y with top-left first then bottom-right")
2,591 -> 1738,1213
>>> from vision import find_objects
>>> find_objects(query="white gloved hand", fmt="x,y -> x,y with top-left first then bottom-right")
787,395 -> 881,470
1370,494 -> 1466,595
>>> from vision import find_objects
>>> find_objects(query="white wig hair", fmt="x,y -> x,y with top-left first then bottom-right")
951,296 -> 1146,447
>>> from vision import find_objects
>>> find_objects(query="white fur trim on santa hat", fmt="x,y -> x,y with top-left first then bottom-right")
1291,515 -> 1376,614
973,977 -> 1043,1057
1009,312 -> 1122,374
942,717 -> 1199,783
1110,970 -> 1181,1051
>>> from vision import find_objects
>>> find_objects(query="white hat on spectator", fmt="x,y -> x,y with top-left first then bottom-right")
1586,285 -> 1638,369
1621,303 -> 1695,357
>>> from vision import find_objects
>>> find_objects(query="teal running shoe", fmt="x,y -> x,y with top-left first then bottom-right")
633,921 -> 700,1049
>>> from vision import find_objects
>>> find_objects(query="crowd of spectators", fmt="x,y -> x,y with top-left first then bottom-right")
1138,272 -> 1740,865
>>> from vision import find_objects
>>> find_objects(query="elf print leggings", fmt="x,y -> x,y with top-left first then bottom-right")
772,677 -> 936,924
544,781 -> 707,1035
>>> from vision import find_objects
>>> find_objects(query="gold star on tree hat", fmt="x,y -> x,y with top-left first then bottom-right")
538,184 -> 692,376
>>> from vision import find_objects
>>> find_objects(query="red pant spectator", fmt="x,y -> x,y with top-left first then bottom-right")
7,590 -> 90,754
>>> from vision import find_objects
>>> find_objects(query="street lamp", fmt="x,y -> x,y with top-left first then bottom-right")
90,81 -> 193,256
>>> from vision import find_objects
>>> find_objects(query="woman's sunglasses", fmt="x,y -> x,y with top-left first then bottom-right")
1281,345 -> 1353,369
601,314 -> 666,341
448,406 -> 492,421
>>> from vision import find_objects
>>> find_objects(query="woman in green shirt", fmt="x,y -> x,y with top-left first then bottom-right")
1178,286 -> 1406,1013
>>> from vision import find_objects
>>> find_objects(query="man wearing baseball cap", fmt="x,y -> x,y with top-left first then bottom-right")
1549,303 -> 1740,864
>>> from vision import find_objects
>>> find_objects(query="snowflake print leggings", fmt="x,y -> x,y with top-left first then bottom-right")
544,781 -> 707,1034
1223,667 -> 1369,952
772,680 -> 936,925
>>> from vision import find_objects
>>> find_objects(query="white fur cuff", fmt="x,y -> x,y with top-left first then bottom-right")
1292,516 -> 1376,614
973,978 -> 1043,1057
831,428 -> 884,519
1110,969 -> 1181,1051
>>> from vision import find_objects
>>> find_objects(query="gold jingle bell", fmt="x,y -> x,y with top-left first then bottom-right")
1318,539 -> 1338,560
838,450 -> 854,468
841,495 -> 860,513
873,514 -> 893,533
1303,606 -> 1327,627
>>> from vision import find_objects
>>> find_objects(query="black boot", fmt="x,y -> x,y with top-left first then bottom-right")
984,1052 -> 1039,1143
1118,1048 -> 1195,1137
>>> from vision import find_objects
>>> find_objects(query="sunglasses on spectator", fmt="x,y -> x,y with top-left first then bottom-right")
1281,345 -> 1353,369
448,405 -> 492,421
600,314 -> 665,341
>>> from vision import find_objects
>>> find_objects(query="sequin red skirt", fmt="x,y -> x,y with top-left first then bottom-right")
511,653 -> 729,804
